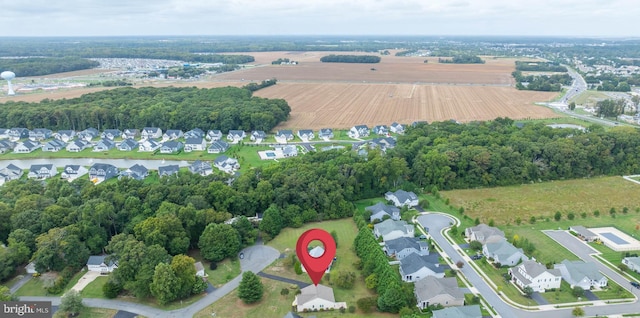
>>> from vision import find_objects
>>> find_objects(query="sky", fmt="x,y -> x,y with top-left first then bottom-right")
1,0 -> 638,37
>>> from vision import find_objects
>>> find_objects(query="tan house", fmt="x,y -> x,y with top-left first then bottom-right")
293,284 -> 346,312
414,276 -> 464,309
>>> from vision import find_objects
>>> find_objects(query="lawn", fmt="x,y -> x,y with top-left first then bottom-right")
569,90 -> 609,106
206,258 -> 241,287
15,269 -> 86,297
53,307 -> 118,318
589,242 -> 640,281
81,276 -> 108,298
472,260 -> 538,306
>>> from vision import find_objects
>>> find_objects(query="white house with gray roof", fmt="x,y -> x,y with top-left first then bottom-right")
87,255 -> 117,273
390,122 -> 405,134
89,163 -> 119,184
482,238 -> 528,267
623,256 -> 640,273
118,139 -> 139,151
28,164 -> 57,180
554,260 -> 608,290
206,130 -> 223,141
509,260 -> 561,292
385,190 -> 419,207
101,129 -> 122,140
465,224 -> 505,245
13,140 -> 40,153
372,125 -> 389,135
348,125 -> 369,139
250,130 -> 266,143
384,237 -> 429,260
318,128 -> 334,140
374,219 -> 414,241
432,305 -> 482,318
297,129 -> 314,141
275,130 -> 294,143
0,164 -> 23,186
414,276 -> 464,309
226,130 -> 246,143
158,165 -> 180,177
54,130 -> 76,142
138,139 -> 161,152
366,202 -> 400,222
399,253 -> 445,282
142,127 -> 162,139
61,165 -> 88,181
301,246 -> 332,273
66,139 -> 91,152
42,139 -> 66,152
0,140 -> 15,154
292,284 -> 346,312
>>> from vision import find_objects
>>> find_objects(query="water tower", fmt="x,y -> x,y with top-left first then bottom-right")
1,71 -> 16,96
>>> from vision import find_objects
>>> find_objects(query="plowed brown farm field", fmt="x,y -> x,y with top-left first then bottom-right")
254,83 -> 557,129
218,52 -> 516,85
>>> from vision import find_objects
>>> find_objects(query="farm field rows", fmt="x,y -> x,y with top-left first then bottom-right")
255,82 -> 557,129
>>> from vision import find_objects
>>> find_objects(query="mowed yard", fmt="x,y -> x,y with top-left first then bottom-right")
196,219 -> 395,318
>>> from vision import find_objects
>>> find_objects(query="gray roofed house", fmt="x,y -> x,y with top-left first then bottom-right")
138,139 -> 161,152
0,164 -> 23,186
86,255 -> 118,273
158,165 -> 180,177
384,237 -> 429,260
8,128 -> 30,141
61,165 -> 89,181
318,128 -> 334,140
207,129 -> 223,141
0,128 -> 7,139
301,246 -> 333,273
29,128 -> 53,141
390,122 -> 405,134
184,137 -> 207,152
385,190 -> 419,207
163,129 -> 184,140
142,127 -> 163,139
297,129 -> 314,141
250,130 -> 267,142
28,164 -> 57,180
78,128 -> 100,141
366,202 -> 400,222
120,164 -> 149,180
432,305 -> 482,318
101,129 -> 122,140
184,128 -> 205,139
13,140 -> 40,153
189,160 -> 213,176
89,163 -> 119,184
414,276 -> 464,309
275,130 -> 294,143
399,252 -> 445,282
195,261 -> 206,277
160,141 -> 183,154
54,130 -> 76,142
369,137 -> 396,152
42,139 -> 66,152
122,129 -> 140,139
0,140 -> 15,154
373,219 -> 414,241
93,139 -> 116,152
227,130 -> 246,143
66,139 -> 92,152
623,256 -> 640,273
292,284 -> 347,312
118,139 -> 139,151
282,145 -> 298,157
554,260 -> 608,290
509,260 -> 562,292
348,125 -> 370,139
372,125 -> 389,135
213,155 -> 240,174
465,224 -> 505,245
569,226 -> 598,242
482,238 -> 528,267
208,140 -> 230,154
411,121 -> 428,127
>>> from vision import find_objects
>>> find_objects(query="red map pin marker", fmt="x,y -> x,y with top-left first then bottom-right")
296,228 -> 336,286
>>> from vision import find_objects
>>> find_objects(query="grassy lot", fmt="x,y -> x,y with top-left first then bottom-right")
514,116 -> 594,128
206,258 -> 241,288
81,276 -> 108,298
473,260 -> 538,306
443,176 -> 640,228
53,307 -> 118,318
569,90 -> 609,106
15,270 -> 86,297
594,280 -> 634,300
589,242 -> 640,281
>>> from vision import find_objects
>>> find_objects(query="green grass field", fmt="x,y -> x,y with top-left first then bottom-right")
569,90 -> 609,106
206,258 -> 241,287
53,307 -> 118,318
15,270 -> 86,297
81,276 -> 108,298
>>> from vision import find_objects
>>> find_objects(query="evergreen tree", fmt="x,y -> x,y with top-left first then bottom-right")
238,271 -> 264,304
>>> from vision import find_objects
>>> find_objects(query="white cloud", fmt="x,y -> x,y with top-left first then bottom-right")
0,0 -> 638,36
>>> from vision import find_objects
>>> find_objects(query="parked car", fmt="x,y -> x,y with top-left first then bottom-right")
471,254 -> 483,260
631,281 -> 640,289
419,234 -> 427,239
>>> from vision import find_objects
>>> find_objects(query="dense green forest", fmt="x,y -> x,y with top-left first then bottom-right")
0,86 -> 290,132
0,57 -> 99,77
514,61 -> 567,72
512,71 -> 572,91
3,118 -> 640,306
320,55 -> 381,63
438,55 -> 484,64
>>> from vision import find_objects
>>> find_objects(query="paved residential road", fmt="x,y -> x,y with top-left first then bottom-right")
257,272 -> 310,288
20,244 -> 280,318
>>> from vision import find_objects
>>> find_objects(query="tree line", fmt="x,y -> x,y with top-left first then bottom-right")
242,78 -> 277,92
515,61 -> 567,72
512,71 -> 572,91
0,86 -> 290,132
0,58 -> 99,77
320,55 -> 381,63
438,55 -> 484,64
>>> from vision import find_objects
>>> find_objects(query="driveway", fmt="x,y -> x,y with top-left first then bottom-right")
530,292 -> 549,305
257,272 -> 310,288
70,270 -> 101,292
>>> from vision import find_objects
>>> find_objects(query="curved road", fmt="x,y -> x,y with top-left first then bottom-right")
20,244 -> 280,318
417,213 -> 640,318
